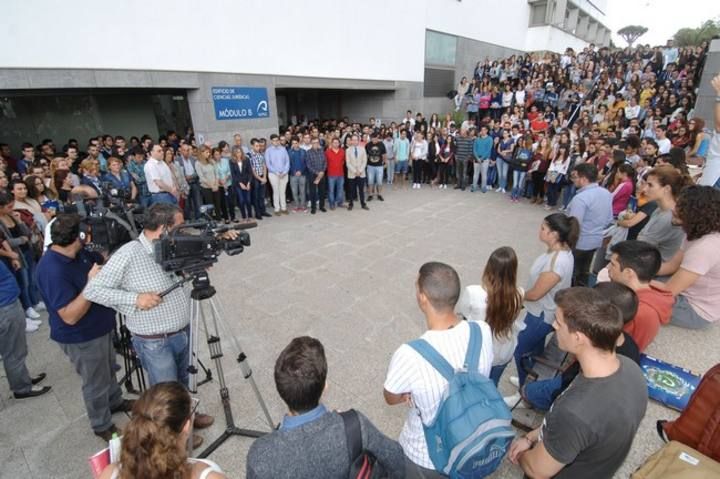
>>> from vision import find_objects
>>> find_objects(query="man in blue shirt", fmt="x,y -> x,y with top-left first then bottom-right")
0,261 -> 51,399
567,163 -> 613,287
472,126 -> 494,193
36,214 -> 131,441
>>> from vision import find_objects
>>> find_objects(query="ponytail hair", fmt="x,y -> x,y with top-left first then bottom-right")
544,213 -> 579,249
647,164 -> 693,199
482,247 -> 523,340
119,382 -> 190,479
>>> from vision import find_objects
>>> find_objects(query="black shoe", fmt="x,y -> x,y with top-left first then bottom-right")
111,399 -> 136,414
262,212 -> 272,218
461,187 -> 466,191
361,204 -> 369,210
255,216 -> 263,221
454,186 -> 461,190
367,195 -> 373,201
311,209 -> 317,215
377,195 -> 384,202
31,373 -> 46,385
347,203 -> 354,211
94,423 -> 119,442
319,207 -> 327,213
14,385 -> 52,399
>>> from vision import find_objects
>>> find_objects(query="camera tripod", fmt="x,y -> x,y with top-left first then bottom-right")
179,271 -> 274,458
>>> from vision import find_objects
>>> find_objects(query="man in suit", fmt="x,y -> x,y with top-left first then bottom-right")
175,144 -> 202,219
345,134 -> 369,211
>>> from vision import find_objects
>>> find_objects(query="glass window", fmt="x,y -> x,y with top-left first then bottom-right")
425,30 -> 457,67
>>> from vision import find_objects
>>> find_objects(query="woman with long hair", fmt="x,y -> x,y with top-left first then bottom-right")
506,213 -> 578,402
658,186 -> 720,329
686,117 -> 709,166
52,170 -> 74,204
229,146 -> 253,222
457,247 -> 524,386
437,134 -> 454,189
530,137 -> 552,204
637,165 -> 689,262
100,382 -> 226,479
195,146 -> 223,221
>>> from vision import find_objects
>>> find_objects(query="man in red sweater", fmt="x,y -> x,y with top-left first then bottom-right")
324,137 -> 346,210
608,240 -> 674,352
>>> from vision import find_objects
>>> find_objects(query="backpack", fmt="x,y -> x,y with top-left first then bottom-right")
408,321 -> 514,478
340,409 -> 386,479
657,363 -> 720,462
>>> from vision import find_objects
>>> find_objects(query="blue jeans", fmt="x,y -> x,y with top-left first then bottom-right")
511,171 -> 527,199
489,362 -> 509,387
562,183 -> 576,209
132,326 -> 190,387
496,157 -> 509,190
486,164 -> 497,188
327,176 -> 345,207
513,311 -> 554,386
522,375 -> 563,411
149,192 -> 178,205
546,181 -> 561,206
16,249 -> 40,310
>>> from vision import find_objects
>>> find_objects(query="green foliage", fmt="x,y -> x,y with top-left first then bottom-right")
673,19 -> 720,47
617,25 -> 649,46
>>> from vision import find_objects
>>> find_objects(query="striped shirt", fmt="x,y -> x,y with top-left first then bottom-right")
454,136 -> 474,161
384,320 -> 494,469
83,233 -> 191,335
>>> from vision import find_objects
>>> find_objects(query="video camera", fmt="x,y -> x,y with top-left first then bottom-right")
69,182 -> 143,254
154,207 -> 252,275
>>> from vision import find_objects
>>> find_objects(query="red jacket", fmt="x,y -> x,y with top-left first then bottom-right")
325,148 -> 345,177
623,285 -> 674,352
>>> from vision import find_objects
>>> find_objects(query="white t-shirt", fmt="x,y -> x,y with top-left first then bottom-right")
698,132 -> 720,187
144,158 -> 175,194
656,137 -> 671,155
384,320 -> 494,469
524,250 -> 574,324
456,285 -> 525,366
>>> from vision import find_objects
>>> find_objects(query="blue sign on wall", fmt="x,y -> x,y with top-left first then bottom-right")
211,87 -> 270,121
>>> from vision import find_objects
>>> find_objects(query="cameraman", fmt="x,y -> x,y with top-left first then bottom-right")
35,214 -> 132,441
83,203 -> 214,448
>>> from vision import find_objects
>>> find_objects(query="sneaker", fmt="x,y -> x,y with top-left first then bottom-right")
544,205 -> 553,210
281,210 -> 289,215
503,393 -> 522,408
509,376 -> 520,388
25,307 -> 40,319
367,195 -> 374,201
94,424 -> 120,442
26,319 -> 39,333
34,302 -> 46,312
377,195 -> 384,202
481,187 -> 487,193
495,187 -> 503,192
471,186 -> 476,192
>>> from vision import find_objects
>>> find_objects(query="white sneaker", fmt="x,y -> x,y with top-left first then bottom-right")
509,376 -> 520,388
25,307 -> 40,319
34,301 -> 46,312
25,318 -> 39,333
495,187 -> 502,192
503,393 -> 522,408
27,317 -> 41,326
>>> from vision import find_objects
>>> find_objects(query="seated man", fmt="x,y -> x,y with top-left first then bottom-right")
246,336 -> 404,479
384,262 -> 494,477
608,240 -> 673,351
509,287 -> 648,478
522,282 -> 642,411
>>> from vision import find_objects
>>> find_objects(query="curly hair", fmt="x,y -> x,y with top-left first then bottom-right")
675,185 -> 720,241
119,382 -> 191,479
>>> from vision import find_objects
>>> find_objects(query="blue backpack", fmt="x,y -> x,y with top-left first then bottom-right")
408,322 -> 514,478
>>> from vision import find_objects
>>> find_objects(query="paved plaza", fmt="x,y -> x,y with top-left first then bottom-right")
1,186 -> 718,478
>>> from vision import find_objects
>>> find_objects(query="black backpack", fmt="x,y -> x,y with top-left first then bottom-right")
340,409 -> 387,479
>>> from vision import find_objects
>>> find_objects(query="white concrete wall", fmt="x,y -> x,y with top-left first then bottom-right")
524,26 -> 589,53
424,0 -> 531,51
0,0 -> 426,82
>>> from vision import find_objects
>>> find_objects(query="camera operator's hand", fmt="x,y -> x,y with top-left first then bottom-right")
136,292 -> 162,311
220,230 -> 239,240
88,263 -> 102,280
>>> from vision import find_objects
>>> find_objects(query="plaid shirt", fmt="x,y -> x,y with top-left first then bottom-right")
84,233 -> 190,335
249,152 -> 266,177
306,148 -> 327,175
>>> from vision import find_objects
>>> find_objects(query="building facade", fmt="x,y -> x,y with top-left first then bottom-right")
0,0 -> 609,148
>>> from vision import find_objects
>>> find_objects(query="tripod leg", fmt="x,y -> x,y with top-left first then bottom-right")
188,299 -> 201,393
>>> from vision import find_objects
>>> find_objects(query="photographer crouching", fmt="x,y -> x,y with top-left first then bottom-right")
83,203 -> 217,449
35,214 -> 134,441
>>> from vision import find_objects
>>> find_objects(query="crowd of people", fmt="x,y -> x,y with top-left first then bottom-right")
1,40 -> 719,479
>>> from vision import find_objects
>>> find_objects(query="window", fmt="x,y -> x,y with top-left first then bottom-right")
530,3 -> 547,26
425,30 -> 457,67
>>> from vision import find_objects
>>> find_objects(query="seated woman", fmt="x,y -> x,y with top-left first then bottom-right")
657,185 -> 720,329
456,246 -> 524,386
100,382 -> 226,479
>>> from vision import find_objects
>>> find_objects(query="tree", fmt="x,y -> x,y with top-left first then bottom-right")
673,19 -> 720,47
617,25 -> 649,47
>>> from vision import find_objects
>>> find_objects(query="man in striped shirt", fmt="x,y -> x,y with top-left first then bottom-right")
454,128 -> 475,190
